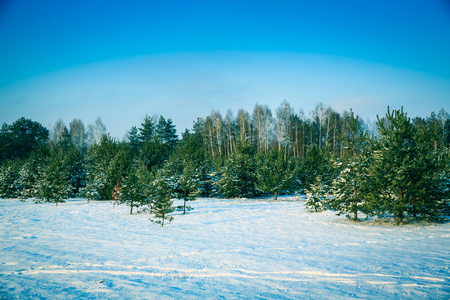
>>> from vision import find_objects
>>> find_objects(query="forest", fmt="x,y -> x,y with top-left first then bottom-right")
1,102 -> 449,225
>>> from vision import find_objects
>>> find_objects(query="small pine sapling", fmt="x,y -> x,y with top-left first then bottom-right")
150,174 -> 175,227
328,110 -> 369,221
305,177 -> 330,212
174,162 -> 199,214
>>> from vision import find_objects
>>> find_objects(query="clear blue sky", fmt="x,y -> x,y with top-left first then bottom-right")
1,0 -> 449,138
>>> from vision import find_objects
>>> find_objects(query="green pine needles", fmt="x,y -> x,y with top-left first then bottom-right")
307,107 -> 450,223
1,105 -> 448,225
150,174 -> 175,227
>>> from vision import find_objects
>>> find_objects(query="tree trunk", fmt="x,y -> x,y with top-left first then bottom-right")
397,211 -> 403,223
274,191 -> 278,201
130,200 -> 134,215
353,180 -> 357,221
183,199 -> 186,215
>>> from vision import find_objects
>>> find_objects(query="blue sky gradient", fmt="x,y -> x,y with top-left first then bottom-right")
1,0 -> 449,138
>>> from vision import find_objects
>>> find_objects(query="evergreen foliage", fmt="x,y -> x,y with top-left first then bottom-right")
0,160 -> 20,198
150,172 -> 175,227
119,161 -> 154,214
127,126 -> 140,156
37,153 -> 68,205
298,146 -> 331,190
367,107 -> 449,223
305,177 -> 330,212
0,118 -> 49,161
156,116 -> 178,153
328,110 -> 370,221
1,105 -> 448,224
17,155 -> 42,199
171,160 -> 200,214
217,142 -> 258,198
139,115 -> 156,144
256,149 -> 297,200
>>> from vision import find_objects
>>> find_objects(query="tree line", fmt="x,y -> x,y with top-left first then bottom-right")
0,102 -> 449,225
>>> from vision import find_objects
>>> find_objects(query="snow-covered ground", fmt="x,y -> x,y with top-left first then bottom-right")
0,197 -> 449,299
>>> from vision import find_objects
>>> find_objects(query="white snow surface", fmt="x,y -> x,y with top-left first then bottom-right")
0,197 -> 449,299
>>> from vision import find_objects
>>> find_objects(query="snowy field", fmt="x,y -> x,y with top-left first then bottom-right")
0,197 -> 449,299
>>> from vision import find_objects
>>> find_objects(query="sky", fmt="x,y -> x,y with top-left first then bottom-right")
0,0 -> 449,139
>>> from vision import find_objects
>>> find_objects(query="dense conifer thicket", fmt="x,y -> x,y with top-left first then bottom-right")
1,102 -> 449,223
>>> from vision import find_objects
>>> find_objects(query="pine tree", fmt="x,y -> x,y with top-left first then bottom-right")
0,123 -> 12,162
217,142 -> 258,198
81,156 -> 105,202
127,126 -> 140,155
256,149 -> 296,200
120,168 -> 140,214
366,107 -> 449,223
174,161 -> 199,214
37,154 -> 68,205
119,161 -> 153,214
106,146 -> 133,199
82,169 -> 105,201
61,145 -> 85,197
9,118 -> 49,160
299,146 -> 329,190
178,127 -> 206,165
156,116 -> 178,153
138,136 -> 168,171
406,119 -> 450,221
329,110 -> 369,221
305,177 -> 330,212
137,161 -> 155,212
368,107 -> 414,223
83,135 -> 130,200
150,173 -> 175,227
17,157 -> 41,199
0,160 -> 20,198
330,153 -> 372,220
139,115 -> 156,144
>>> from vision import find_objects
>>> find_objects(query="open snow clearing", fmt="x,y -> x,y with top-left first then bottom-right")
0,197 -> 449,299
